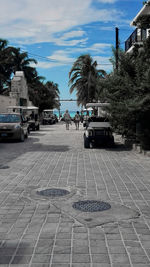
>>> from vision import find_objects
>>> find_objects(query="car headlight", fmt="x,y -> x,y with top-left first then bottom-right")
14,124 -> 21,129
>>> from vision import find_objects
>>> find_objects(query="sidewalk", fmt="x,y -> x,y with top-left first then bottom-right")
0,122 -> 150,266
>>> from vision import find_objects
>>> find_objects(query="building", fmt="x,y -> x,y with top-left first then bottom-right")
0,71 -> 31,113
125,1 -> 150,52
10,71 -> 29,106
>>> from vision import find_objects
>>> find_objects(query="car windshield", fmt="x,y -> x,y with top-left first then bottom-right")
0,114 -> 21,123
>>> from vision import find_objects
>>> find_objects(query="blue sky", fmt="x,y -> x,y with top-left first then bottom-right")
1,0 -> 144,110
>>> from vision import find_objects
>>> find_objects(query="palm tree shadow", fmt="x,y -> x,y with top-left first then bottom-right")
29,143 -> 70,152
0,137 -> 70,167
27,137 -> 70,152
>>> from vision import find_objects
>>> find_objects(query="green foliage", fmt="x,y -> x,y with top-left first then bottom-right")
28,80 -> 60,113
101,37 -> 150,149
0,38 -> 60,111
69,54 -> 106,107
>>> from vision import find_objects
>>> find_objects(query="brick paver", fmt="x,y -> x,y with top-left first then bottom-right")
0,122 -> 150,266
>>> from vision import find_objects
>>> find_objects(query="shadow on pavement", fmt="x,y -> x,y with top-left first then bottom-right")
106,143 -> 132,152
0,241 -> 30,264
0,136 -> 70,167
39,128 -> 55,132
28,142 -> 70,152
91,143 -> 132,152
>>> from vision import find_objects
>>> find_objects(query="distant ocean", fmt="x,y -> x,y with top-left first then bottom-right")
53,110 -> 78,118
53,110 -> 92,118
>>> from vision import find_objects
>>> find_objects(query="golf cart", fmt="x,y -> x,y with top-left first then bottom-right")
84,121 -> 114,148
26,106 -> 40,131
83,102 -> 115,148
42,109 -> 56,125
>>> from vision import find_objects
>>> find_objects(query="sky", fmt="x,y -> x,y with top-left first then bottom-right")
0,0 -> 144,111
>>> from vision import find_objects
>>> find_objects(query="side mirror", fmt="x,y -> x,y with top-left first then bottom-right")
22,118 -> 28,123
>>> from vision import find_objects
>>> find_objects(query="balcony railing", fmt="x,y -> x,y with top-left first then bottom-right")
125,28 -> 147,52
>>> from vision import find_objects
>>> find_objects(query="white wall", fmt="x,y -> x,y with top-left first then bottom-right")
0,95 -> 17,113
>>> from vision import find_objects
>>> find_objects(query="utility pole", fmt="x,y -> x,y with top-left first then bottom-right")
115,27 -> 119,71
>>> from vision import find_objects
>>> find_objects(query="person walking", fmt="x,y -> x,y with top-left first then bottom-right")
63,110 -> 72,130
74,111 -> 80,130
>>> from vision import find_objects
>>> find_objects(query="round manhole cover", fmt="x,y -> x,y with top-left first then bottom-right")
37,188 -> 70,197
72,200 -> 111,212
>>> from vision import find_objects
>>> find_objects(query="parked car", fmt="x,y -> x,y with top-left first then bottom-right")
84,121 -> 114,148
7,105 -> 30,133
0,113 -> 28,142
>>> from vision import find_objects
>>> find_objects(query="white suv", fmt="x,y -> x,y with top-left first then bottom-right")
0,113 -> 28,142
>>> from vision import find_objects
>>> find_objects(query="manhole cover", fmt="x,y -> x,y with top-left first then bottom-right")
72,200 -> 111,212
0,165 -> 9,169
37,188 -> 70,197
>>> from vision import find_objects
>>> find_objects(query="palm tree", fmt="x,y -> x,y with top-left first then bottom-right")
10,47 -> 37,83
0,40 -> 38,93
0,39 -> 12,93
45,81 -> 60,109
69,54 -> 99,106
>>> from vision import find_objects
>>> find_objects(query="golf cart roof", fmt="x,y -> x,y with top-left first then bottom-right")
0,112 -> 21,116
43,109 -> 53,112
86,103 -> 110,108
88,122 -> 111,128
8,106 -> 27,110
25,106 -> 39,110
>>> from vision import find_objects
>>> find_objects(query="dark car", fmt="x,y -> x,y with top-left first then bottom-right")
84,121 -> 114,148
0,113 -> 28,142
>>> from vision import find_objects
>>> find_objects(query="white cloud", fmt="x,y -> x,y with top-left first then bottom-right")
48,50 -> 74,64
64,43 -> 111,55
61,30 -> 86,39
99,26 -> 114,31
89,43 -> 111,52
31,50 -> 75,69
33,42 -> 112,71
0,0 -> 123,44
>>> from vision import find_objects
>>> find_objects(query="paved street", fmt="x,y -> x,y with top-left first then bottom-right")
0,121 -> 150,267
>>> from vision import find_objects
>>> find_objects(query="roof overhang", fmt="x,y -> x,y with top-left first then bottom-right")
131,2 -> 150,26
86,102 -> 110,108
88,122 -> 111,128
25,106 -> 39,110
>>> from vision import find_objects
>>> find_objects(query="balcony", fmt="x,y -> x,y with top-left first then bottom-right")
125,28 -> 147,52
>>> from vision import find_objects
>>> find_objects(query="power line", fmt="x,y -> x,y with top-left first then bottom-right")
20,49 -> 113,66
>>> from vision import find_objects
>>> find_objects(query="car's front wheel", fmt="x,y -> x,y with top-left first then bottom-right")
84,136 -> 90,148
25,131 -> 28,138
19,131 -> 25,142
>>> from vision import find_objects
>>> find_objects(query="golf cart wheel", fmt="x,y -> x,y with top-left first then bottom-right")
36,124 -> 40,130
84,137 -> 90,148
25,131 -> 28,138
